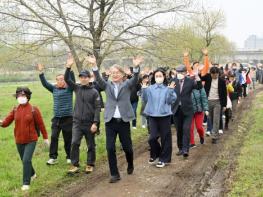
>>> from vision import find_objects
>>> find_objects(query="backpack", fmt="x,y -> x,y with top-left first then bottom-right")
13,105 -> 40,137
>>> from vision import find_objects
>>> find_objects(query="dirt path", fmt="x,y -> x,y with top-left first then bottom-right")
47,89 -> 259,197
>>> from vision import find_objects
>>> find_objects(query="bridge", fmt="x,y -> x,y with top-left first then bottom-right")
226,49 -> 263,64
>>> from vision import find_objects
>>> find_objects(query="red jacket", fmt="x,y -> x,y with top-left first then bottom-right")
1,103 -> 48,144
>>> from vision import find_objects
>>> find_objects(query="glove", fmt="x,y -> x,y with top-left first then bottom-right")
205,111 -> 209,116
43,139 -> 50,147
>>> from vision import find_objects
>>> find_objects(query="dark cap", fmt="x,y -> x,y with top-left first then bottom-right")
79,70 -> 91,77
176,65 -> 187,73
14,87 -> 32,100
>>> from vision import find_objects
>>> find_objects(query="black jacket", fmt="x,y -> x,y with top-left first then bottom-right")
201,74 -> 227,107
92,81 -> 105,108
171,77 -> 202,115
65,68 -> 101,124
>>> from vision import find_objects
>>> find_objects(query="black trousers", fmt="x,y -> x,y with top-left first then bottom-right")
242,84 -> 247,97
105,118 -> 133,176
174,107 -> 193,154
148,116 -> 172,163
50,116 -> 72,159
70,122 -> 96,166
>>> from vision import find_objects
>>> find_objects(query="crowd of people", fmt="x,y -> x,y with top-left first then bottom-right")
0,50 -> 262,191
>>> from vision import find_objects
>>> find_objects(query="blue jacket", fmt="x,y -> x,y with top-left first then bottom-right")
192,88 -> 209,113
142,83 -> 177,117
39,72 -> 75,118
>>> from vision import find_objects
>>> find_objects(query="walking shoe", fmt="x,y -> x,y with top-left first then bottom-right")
109,174 -> 121,183
156,161 -> 165,168
68,165 -> 80,174
176,150 -> 183,156
202,122 -> 207,126
219,130 -> 224,135
206,131 -> 211,136
66,159 -> 71,164
190,144 -> 197,149
127,164 -> 134,175
148,158 -> 157,165
142,125 -> 146,129
46,158 -> 58,165
132,127 -> 137,130
200,137 -> 205,145
212,138 -> 218,144
183,152 -> 189,158
21,185 -> 30,191
85,165 -> 94,174
31,174 -> 37,182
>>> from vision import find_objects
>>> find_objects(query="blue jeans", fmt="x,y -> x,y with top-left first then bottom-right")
131,101 -> 138,127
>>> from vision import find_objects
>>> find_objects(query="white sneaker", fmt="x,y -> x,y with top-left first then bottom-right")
142,125 -> 146,129
21,185 -> 30,191
132,127 -> 137,130
46,158 -> 58,165
66,159 -> 71,164
202,122 -> 207,126
206,131 -> 211,136
156,161 -> 165,168
219,130 -> 224,134
31,174 -> 37,182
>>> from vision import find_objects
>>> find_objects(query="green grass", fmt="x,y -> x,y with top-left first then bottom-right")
228,93 -> 263,197
0,82 -> 148,196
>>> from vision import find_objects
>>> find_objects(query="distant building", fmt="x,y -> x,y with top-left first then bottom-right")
244,35 -> 263,50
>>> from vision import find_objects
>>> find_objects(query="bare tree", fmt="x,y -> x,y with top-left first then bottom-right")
0,0 -> 194,71
192,8 -> 225,48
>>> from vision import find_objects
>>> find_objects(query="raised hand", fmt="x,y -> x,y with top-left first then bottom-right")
183,51 -> 189,57
66,53 -> 74,68
133,56 -> 144,67
85,55 -> 97,67
37,63 -> 45,73
202,48 -> 208,55
168,81 -> 176,89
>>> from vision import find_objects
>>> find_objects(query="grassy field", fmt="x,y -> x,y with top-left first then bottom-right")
0,82 -> 148,196
228,92 -> 263,197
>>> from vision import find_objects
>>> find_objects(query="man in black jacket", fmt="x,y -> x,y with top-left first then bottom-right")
172,65 -> 202,158
201,66 -> 227,144
64,56 -> 101,174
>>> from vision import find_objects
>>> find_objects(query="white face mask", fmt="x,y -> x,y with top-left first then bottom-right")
177,73 -> 185,80
171,74 -> 176,79
155,77 -> 164,84
17,97 -> 28,105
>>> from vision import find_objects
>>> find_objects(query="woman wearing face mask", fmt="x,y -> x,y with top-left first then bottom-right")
0,87 -> 49,191
142,69 -> 177,168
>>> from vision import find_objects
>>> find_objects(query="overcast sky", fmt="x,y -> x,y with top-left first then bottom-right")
204,0 -> 263,48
